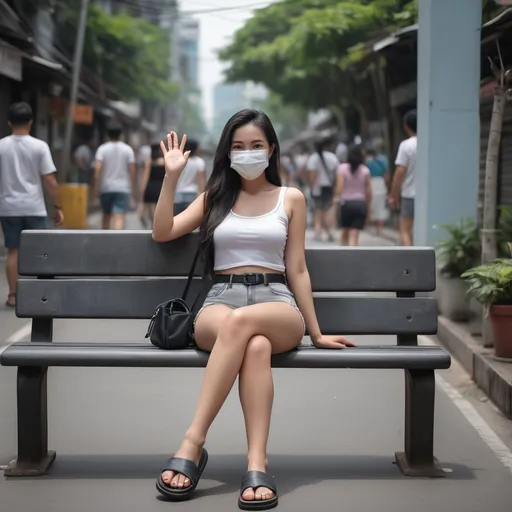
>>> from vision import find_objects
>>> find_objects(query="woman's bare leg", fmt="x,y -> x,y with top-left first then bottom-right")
239,335 -> 274,502
161,304 -> 230,488
348,228 -> 360,246
162,303 -> 303,491
340,228 -> 349,246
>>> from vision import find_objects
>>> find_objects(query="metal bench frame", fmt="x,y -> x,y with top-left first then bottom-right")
1,230 -> 450,478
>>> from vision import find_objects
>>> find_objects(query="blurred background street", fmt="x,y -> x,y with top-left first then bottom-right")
1,1 -> 512,511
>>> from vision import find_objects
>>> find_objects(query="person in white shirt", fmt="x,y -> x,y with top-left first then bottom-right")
389,110 -> 417,246
137,140 -> 152,227
306,140 -> 339,241
174,138 -> 206,215
0,102 -> 64,308
94,122 -> 136,230
335,140 -> 348,163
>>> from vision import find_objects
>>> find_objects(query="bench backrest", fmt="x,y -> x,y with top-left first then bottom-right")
17,230 -> 438,344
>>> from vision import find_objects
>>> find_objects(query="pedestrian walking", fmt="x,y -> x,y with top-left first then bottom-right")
334,144 -> 372,246
152,109 -> 355,509
73,134 -> 95,206
0,102 -> 64,308
365,148 -> 389,235
306,139 -> 338,241
137,135 -> 152,226
138,142 -> 165,227
94,121 -> 136,230
388,110 -> 417,246
173,138 -> 206,216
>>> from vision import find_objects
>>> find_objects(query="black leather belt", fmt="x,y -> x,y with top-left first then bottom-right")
213,273 -> 287,286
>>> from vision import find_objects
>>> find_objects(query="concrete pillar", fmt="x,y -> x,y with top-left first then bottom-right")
415,0 -> 482,246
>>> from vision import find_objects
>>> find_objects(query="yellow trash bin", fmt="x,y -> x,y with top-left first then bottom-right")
60,184 -> 88,229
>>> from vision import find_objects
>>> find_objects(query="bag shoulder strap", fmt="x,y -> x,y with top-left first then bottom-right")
318,152 -> 334,186
181,244 -> 201,301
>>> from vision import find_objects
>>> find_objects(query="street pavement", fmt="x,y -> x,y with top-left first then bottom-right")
1,213 -> 511,511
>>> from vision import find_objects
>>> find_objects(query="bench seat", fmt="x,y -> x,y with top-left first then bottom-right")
1,231 -> 449,479
1,342 -> 451,370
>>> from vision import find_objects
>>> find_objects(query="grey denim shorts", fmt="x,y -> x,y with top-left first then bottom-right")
194,280 -> 306,333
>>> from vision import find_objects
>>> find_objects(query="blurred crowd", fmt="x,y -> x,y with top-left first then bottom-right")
280,108 -> 417,247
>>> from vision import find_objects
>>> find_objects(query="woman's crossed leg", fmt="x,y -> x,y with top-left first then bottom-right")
161,302 -> 304,502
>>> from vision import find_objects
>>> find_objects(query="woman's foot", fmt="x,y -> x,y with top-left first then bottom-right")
241,459 -> 274,502
161,433 -> 205,489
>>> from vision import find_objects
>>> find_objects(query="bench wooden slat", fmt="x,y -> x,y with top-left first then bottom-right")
18,231 -> 436,292
16,279 -> 438,334
0,343 -> 451,370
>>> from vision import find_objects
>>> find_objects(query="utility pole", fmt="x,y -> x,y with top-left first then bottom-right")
61,0 -> 89,182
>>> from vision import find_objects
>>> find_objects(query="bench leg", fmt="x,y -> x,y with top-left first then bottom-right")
4,367 -> 56,477
395,369 -> 445,478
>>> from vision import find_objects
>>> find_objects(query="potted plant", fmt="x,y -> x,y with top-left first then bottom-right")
434,218 -> 480,321
461,244 -> 512,360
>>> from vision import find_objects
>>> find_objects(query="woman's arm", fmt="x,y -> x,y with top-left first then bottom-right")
196,169 -> 206,193
334,166 -> 345,199
365,172 -> 372,223
152,132 -> 206,242
284,188 -> 355,349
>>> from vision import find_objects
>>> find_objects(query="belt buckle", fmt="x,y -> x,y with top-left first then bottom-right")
243,273 -> 257,286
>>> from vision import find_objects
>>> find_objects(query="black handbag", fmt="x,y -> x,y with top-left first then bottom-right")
145,247 -> 201,350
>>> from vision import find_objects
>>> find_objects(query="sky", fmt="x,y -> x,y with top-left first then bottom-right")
183,1 -> 276,126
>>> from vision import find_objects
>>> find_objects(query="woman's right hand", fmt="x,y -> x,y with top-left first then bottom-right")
160,131 -> 191,178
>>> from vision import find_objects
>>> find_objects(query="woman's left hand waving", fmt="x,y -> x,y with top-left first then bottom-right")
312,335 -> 356,349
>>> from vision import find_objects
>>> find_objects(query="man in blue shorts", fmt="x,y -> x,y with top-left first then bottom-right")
94,121 -> 136,230
0,102 -> 64,307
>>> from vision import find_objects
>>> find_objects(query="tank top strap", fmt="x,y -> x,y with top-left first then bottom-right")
277,186 -> 287,210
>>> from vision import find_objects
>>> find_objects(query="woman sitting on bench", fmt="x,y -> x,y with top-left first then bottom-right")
152,109 -> 355,510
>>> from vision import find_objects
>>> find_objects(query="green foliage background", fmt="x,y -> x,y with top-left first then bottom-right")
56,3 -> 177,103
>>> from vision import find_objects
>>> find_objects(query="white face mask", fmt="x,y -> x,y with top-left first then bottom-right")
229,149 -> 269,180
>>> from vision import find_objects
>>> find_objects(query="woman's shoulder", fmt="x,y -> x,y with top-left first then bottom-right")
360,164 -> 371,175
283,186 -> 306,205
337,162 -> 350,174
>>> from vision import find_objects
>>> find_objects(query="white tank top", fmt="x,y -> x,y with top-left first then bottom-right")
213,187 -> 289,272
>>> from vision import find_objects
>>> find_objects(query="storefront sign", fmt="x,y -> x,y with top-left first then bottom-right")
73,104 -> 93,125
0,46 -> 22,81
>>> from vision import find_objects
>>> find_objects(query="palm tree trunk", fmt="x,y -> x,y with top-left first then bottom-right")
481,84 -> 506,264
481,83 -> 506,347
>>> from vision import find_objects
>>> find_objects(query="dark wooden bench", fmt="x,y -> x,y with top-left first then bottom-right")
1,230 -> 450,478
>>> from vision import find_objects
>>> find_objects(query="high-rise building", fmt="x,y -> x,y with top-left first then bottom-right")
179,18 -> 200,93
212,81 -> 268,140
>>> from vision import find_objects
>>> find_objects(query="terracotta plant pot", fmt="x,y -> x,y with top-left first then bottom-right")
490,305 -> 512,359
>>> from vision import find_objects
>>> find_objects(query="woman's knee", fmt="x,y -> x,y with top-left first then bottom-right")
220,308 -> 254,341
243,335 -> 272,364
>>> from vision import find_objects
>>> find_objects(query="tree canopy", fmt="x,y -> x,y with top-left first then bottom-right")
219,0 -> 418,111
56,3 -> 177,103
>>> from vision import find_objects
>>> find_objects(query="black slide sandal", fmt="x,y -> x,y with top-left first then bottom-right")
238,470 -> 279,511
156,448 -> 209,500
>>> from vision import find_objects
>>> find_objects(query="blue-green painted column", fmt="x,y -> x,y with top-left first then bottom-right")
415,0 -> 482,246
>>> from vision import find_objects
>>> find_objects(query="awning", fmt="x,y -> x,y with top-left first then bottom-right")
373,24 -> 418,53
23,53 -> 63,71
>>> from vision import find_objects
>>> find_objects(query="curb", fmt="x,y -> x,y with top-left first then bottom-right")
437,315 -> 512,419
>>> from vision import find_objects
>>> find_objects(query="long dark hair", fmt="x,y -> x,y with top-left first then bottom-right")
347,144 -> 364,174
199,109 -> 281,275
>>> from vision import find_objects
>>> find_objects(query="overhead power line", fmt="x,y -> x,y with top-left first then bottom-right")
106,0 -> 273,17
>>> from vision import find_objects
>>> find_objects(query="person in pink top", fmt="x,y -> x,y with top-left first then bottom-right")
334,144 -> 372,246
